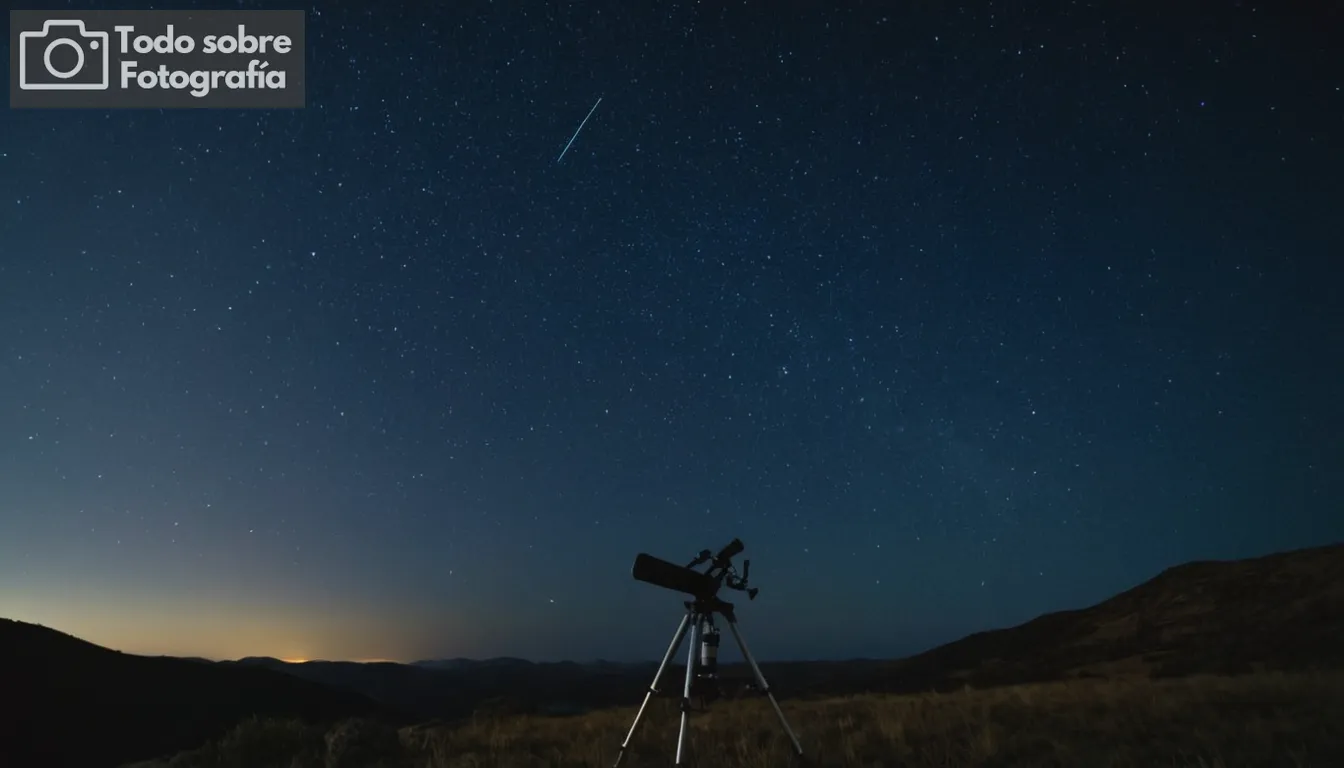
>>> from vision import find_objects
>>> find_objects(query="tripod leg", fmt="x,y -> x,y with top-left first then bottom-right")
613,612 -> 693,768
724,618 -> 804,757
675,614 -> 702,766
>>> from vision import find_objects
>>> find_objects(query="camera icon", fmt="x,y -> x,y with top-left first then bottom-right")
18,20 -> 110,90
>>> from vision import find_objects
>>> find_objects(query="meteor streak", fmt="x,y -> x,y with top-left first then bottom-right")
556,96 -> 603,163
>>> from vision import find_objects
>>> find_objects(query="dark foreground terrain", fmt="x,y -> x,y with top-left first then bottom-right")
4,542 -> 1342,767
125,671 -> 1344,767
0,618 -> 393,768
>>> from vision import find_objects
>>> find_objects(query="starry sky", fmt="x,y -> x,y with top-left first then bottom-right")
1,1 -> 1341,664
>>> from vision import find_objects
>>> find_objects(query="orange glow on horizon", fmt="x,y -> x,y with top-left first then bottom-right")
1,581 -> 475,664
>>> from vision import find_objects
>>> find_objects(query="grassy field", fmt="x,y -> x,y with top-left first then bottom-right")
127,670 -> 1344,768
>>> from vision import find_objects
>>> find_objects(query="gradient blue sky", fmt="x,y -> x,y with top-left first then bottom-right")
2,1 -> 1340,663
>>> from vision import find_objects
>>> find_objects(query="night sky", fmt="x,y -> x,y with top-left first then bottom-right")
2,1 -> 1341,665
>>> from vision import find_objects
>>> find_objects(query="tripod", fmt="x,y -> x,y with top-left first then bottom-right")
612,594 -> 804,766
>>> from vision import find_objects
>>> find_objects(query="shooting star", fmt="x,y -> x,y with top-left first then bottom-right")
556,96 -> 603,164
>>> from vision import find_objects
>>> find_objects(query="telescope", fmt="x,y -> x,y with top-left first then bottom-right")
631,537 -> 759,602
616,538 -> 801,766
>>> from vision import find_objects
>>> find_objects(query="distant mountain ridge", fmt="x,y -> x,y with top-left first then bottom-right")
231,655 -> 642,670
215,653 -> 655,721
412,656 -> 535,669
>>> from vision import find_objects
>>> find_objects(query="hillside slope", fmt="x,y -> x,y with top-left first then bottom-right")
879,542 -> 1344,691
0,618 -> 391,768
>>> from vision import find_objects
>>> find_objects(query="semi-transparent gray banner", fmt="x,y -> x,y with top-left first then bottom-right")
10,9 -> 305,109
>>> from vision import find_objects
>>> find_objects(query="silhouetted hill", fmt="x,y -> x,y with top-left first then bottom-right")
716,544 -> 1343,699
233,655 -> 287,667
876,541 -> 1344,691
0,619 -> 392,768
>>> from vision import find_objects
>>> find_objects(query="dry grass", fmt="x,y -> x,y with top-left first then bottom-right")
127,671 -> 1344,768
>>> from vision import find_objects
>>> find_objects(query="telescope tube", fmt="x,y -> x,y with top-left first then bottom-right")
632,553 -> 715,597
715,538 -> 745,563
